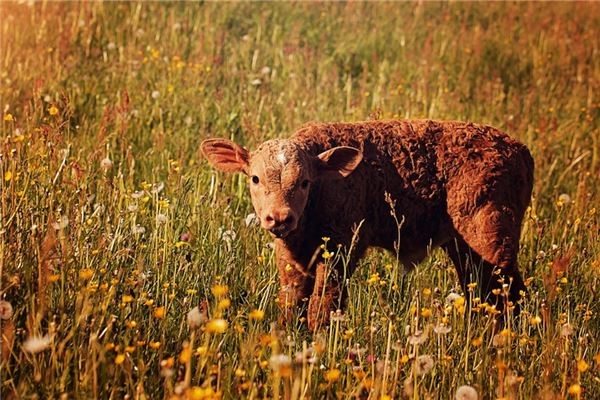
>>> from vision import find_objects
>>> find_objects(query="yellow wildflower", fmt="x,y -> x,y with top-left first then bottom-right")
206,318 -> 228,333
249,309 -> 265,321
567,384 -> 581,396
3,113 -> 13,121
211,285 -> 229,297
420,308 -> 432,318
122,295 -> 134,303
4,171 -> 12,182
149,341 -> 161,349
153,306 -> 166,319
79,268 -> 94,280
180,346 -> 192,363
324,368 -> 341,383
217,298 -> 231,310
115,354 -> 126,365
577,359 -> 589,373
49,105 -> 59,116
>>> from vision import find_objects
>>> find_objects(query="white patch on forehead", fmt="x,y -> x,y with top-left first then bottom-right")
276,151 -> 287,165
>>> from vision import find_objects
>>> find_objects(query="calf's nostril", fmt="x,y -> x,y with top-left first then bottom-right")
265,214 -> 274,223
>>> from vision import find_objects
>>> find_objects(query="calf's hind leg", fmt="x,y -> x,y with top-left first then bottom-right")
444,202 -> 527,316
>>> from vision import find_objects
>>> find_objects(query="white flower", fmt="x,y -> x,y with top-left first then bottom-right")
151,90 -> 160,99
455,385 -> 478,400
187,306 -> 206,329
245,213 -> 258,227
107,42 -> 116,51
172,22 -> 182,31
128,204 -> 138,212
131,190 -> 145,199
446,293 -> 462,304
100,157 -> 112,171
0,300 -> 13,320
132,225 -> 146,235
269,354 -> 291,372
560,323 -> 574,337
156,214 -> 167,224
151,182 -> 164,194
250,78 -> 262,86
558,193 -> 571,204
434,323 -> 452,335
220,229 -> 237,244
52,215 -> 69,230
23,335 -> 51,354
330,309 -> 345,322
414,354 -> 434,376
408,329 -> 428,345
184,116 -> 193,126
260,66 -> 271,75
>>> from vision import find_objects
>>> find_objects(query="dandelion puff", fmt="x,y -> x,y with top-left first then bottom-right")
220,229 -> 237,244
560,323 -> 574,337
23,335 -> 51,354
131,190 -> 145,199
455,385 -> 478,400
269,354 -> 292,373
52,215 -> 69,230
408,329 -> 428,345
558,193 -> 571,204
245,213 -> 258,227
446,293 -> 462,304
434,323 -> 452,335
132,225 -> 146,235
187,306 -> 205,329
0,300 -> 13,320
150,182 -> 164,194
100,157 -> 112,171
414,354 -> 434,376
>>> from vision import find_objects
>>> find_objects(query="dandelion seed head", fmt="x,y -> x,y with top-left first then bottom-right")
455,385 -> 478,400
100,157 -> 112,171
414,354 -> 434,376
23,335 -> 51,353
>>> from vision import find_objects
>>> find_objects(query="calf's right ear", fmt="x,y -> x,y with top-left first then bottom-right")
201,138 -> 249,174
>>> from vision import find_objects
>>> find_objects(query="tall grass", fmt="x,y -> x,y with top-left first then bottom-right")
1,2 -> 598,399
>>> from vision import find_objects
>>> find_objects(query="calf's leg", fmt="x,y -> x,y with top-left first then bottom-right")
307,262 -> 348,331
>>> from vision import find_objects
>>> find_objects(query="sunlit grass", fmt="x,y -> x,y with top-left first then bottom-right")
1,2 -> 598,399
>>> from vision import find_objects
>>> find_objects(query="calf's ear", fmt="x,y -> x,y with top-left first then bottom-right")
316,146 -> 363,179
201,138 -> 249,174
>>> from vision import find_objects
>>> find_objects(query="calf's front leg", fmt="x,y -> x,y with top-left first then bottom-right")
307,262 -> 347,331
275,250 -> 315,326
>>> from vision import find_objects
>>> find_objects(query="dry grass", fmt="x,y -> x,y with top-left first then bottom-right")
0,2 -> 599,399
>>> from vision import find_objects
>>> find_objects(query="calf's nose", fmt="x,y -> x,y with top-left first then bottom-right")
263,209 -> 295,233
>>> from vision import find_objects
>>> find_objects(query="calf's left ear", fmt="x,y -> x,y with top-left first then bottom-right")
316,146 -> 363,179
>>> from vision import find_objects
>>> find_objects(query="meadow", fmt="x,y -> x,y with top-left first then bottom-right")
0,2 -> 599,399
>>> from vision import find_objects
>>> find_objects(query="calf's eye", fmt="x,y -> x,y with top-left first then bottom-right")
251,176 -> 260,184
301,179 -> 310,189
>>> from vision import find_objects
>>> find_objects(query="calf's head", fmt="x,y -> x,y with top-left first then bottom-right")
201,138 -> 362,238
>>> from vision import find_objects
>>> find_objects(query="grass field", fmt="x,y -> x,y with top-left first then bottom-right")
1,2 -> 599,399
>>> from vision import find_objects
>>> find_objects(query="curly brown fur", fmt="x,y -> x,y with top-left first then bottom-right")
202,119 -> 534,330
